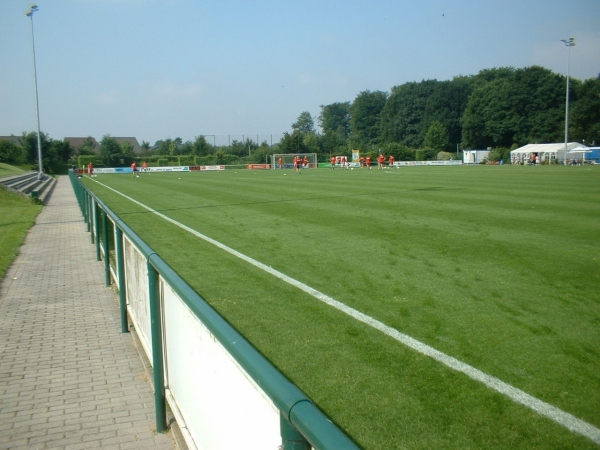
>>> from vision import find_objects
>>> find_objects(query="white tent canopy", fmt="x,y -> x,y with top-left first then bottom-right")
510,142 -> 584,164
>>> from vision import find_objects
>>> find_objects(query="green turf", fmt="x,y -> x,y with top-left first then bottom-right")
0,168 -> 43,280
0,162 -> 27,179
83,165 -> 600,449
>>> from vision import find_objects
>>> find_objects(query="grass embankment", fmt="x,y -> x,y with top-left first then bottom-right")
83,165 -> 600,449
0,162 -> 27,179
0,163 -> 43,280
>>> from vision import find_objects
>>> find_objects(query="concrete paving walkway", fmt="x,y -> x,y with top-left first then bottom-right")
0,177 -> 174,449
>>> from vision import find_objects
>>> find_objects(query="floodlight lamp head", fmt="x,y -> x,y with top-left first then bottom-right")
25,4 -> 39,16
561,37 -> 575,47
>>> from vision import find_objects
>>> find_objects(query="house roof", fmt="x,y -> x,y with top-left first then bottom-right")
0,136 -> 23,145
63,136 -> 142,154
113,137 -> 142,154
64,137 -> 99,151
1,135 -> 144,155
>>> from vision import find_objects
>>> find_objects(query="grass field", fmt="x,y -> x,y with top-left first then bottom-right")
82,165 -> 600,449
0,164 -> 43,280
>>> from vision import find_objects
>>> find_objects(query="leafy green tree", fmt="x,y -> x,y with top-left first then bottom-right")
140,141 -> 151,155
351,91 -> 388,144
213,148 -> 227,164
350,90 -> 387,146
249,141 -> 272,164
381,142 -> 414,161
21,131 -> 49,167
462,66 -> 565,148
278,131 -> 308,154
461,77 -> 517,148
292,111 -> 315,134
487,147 -> 511,162
0,140 -> 25,164
228,139 -> 258,157
319,102 -> 351,156
470,67 -> 515,87
193,135 -> 213,156
424,77 -> 473,147
121,141 -> 135,159
154,139 -> 171,155
514,66 -> 564,143
78,137 -> 97,156
379,76 -> 473,149
319,102 -> 351,137
17,133 -> 73,173
244,138 -> 258,156
424,121 -> 451,152
380,81 -> 437,147
322,130 -> 347,156
230,139 -> 245,156
45,139 -> 73,173
179,141 -> 194,155
303,133 -> 320,154
99,135 -> 123,167
570,77 -> 600,144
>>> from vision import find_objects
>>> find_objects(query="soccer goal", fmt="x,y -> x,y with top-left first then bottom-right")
271,153 -> 317,169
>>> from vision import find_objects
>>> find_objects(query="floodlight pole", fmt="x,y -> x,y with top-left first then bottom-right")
26,4 -> 44,180
561,37 -> 575,166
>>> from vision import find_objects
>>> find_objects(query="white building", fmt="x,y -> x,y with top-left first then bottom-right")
463,150 -> 490,164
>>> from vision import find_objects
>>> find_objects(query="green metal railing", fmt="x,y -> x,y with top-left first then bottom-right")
69,172 -> 358,450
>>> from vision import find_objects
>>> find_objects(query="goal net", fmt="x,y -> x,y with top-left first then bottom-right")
271,153 -> 318,169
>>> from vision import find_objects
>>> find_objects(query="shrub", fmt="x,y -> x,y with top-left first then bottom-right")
178,156 -> 195,166
437,151 -> 454,161
78,155 -> 97,168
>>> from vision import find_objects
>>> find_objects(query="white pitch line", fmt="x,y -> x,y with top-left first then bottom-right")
92,179 -> 600,445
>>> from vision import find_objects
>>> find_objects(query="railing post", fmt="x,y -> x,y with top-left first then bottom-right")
148,259 -> 167,433
280,413 -> 310,450
115,227 -> 129,333
94,201 -> 101,260
79,182 -> 84,214
102,210 -> 110,286
84,191 -> 90,232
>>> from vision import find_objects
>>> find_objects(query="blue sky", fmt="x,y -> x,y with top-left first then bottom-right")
1,0 -> 599,146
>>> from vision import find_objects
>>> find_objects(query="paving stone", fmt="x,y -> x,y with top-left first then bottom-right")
0,177 -> 175,450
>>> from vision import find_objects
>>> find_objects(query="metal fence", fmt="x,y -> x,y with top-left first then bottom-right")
69,171 -> 358,450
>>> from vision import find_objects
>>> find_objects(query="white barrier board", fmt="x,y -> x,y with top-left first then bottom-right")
162,282 -> 280,450
124,237 -> 153,359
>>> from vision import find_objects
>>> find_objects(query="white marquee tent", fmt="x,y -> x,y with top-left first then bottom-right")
510,142 -> 584,164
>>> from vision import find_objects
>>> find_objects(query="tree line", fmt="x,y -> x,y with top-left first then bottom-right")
1,65 -> 598,172
310,66 -> 599,162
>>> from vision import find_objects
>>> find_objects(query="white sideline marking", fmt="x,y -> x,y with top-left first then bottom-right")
92,179 -> 600,444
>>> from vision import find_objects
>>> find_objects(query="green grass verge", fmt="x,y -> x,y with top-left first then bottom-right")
0,169 -> 43,280
0,162 -> 27,179
83,165 -> 600,449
